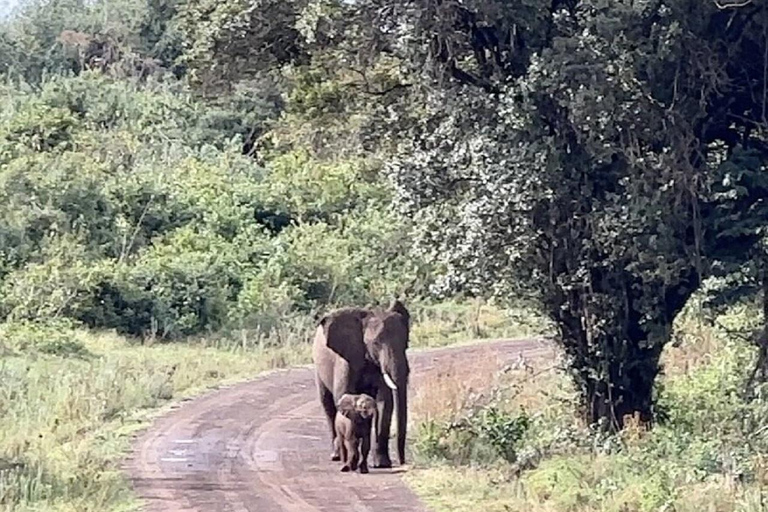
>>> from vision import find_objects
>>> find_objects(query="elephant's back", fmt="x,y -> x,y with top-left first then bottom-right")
334,413 -> 351,434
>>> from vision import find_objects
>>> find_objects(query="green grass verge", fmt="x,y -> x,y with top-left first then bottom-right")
0,331 -> 311,512
404,465 -> 523,512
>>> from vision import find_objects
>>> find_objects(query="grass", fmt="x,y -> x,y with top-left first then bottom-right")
0,299 -> 536,512
410,298 -> 549,349
407,466 -> 524,512
0,329 -> 311,512
404,299 -> 768,512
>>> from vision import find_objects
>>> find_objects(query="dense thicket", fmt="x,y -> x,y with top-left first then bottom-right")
0,73 -> 428,339
3,0 -> 768,429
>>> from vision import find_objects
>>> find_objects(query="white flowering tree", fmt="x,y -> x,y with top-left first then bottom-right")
319,0 -> 768,428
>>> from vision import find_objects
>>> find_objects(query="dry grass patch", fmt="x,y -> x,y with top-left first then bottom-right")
410,353 -> 509,423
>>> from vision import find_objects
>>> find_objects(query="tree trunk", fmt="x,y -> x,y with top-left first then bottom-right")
580,342 -> 662,430
553,271 -> 696,431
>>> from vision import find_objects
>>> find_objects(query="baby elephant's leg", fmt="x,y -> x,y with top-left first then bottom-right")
346,438 -> 359,471
339,436 -> 351,472
359,433 -> 371,474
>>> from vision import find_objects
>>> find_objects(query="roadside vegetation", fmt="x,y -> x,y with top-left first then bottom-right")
0,328 -> 309,512
407,298 -> 768,512
3,0 -> 768,511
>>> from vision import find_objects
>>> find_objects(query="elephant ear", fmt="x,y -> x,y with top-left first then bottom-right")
337,394 -> 357,419
388,299 -> 410,324
387,299 -> 411,349
320,307 -> 368,362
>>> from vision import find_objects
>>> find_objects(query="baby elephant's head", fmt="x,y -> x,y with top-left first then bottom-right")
338,393 -> 376,420
354,394 -> 376,419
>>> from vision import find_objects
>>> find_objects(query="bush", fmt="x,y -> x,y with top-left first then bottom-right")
258,149 -> 388,222
414,400 -> 531,465
232,273 -> 303,335
83,227 -> 249,339
0,236 -> 102,322
0,73 -> 432,340
0,318 -> 90,358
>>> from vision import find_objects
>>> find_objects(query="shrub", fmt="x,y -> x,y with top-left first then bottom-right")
258,149 -> 388,222
0,72 -> 434,340
0,318 -> 90,358
475,406 -> 531,462
414,401 -> 531,465
87,227 -> 244,339
0,236 -> 103,322
231,272 -> 303,335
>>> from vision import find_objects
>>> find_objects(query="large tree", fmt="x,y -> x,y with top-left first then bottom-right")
303,0 -> 768,428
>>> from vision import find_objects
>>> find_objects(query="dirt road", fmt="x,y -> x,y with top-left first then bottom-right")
126,338 -> 552,512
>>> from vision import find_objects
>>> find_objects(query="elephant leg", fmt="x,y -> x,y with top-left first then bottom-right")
334,435 -> 343,466
347,439 -> 359,471
373,387 -> 394,468
318,379 -> 340,461
339,436 -> 350,472
359,434 -> 370,474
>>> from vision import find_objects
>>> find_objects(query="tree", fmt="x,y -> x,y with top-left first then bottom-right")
313,0 -> 768,428
0,0 -> 189,82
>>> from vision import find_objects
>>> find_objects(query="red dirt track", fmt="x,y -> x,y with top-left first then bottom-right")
126,338 -> 553,512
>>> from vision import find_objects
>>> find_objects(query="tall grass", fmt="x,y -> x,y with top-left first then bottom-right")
0,328 -> 311,512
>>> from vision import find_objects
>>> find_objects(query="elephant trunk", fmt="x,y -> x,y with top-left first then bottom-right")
396,384 -> 407,464
380,347 -> 409,466
381,362 -> 409,465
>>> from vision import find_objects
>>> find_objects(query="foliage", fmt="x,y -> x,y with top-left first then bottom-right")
258,149 -> 388,222
0,318 -> 90,358
0,235 -> 104,322
0,0 -> 178,82
293,0 -> 768,427
0,0 -> 453,346
0,71 -> 426,339
416,405 -> 530,464
5,1 -> 768,510
173,0 -> 307,88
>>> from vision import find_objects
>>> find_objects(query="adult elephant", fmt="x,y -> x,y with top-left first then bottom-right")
312,299 -> 411,468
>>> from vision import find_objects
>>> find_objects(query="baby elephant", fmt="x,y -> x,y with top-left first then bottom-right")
334,393 -> 376,473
